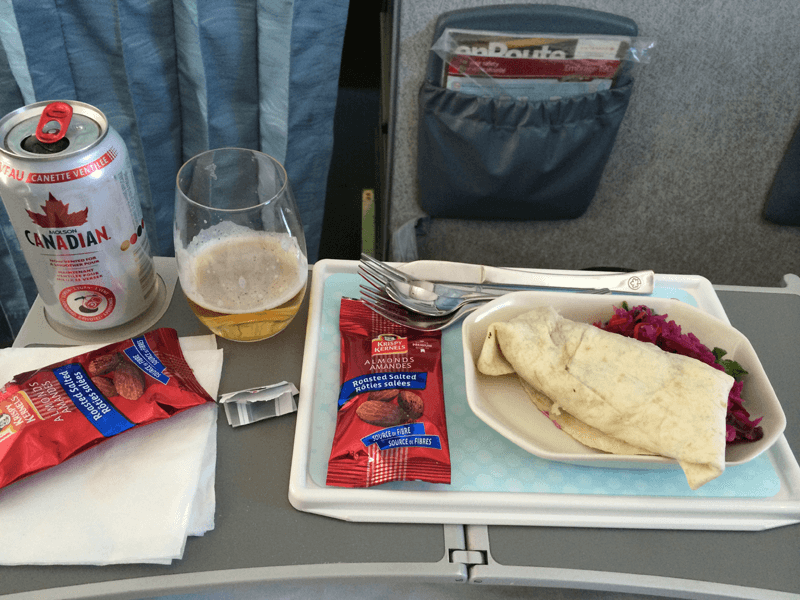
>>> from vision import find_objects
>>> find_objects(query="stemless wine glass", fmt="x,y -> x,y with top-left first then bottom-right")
174,148 -> 308,342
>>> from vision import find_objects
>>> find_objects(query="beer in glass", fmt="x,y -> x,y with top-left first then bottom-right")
174,148 -> 307,342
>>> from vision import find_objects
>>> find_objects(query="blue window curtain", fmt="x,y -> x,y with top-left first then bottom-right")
0,0 -> 348,341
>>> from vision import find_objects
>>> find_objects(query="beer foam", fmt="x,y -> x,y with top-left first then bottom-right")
177,222 -> 307,314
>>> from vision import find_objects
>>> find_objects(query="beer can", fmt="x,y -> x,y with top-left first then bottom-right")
0,100 -> 157,331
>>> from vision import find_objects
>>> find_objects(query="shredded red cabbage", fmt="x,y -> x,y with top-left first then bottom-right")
594,304 -> 763,445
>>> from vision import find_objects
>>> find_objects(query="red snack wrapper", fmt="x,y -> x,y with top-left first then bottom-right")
326,298 -> 451,487
0,327 -> 214,490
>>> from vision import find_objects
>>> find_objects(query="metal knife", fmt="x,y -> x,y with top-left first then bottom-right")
399,260 -> 655,295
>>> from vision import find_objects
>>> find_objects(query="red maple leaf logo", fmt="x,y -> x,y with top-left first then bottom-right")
26,193 -> 88,228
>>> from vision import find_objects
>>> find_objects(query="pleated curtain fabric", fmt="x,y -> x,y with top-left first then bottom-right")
0,0 -> 348,341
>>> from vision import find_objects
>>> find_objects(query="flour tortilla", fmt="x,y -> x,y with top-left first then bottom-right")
519,378 -> 654,456
477,307 -> 734,489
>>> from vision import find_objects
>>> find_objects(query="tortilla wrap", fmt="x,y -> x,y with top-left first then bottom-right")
519,378 -> 654,456
477,307 -> 734,489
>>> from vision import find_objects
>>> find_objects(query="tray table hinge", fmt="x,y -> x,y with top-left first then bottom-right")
449,549 -> 487,566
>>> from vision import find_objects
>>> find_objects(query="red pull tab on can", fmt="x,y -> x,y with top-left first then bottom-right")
35,101 -> 73,143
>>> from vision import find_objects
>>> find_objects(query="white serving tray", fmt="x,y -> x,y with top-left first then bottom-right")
288,260 -> 800,530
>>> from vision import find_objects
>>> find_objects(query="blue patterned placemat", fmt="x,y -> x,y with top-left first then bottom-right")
308,273 -> 781,498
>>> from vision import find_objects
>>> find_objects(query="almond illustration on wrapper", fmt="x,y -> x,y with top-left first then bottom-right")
91,375 -> 117,398
113,361 -> 146,400
398,390 -> 424,420
86,352 -> 123,376
356,400 -> 408,427
368,389 -> 398,403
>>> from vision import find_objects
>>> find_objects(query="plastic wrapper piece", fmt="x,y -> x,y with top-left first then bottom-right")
219,382 -> 299,427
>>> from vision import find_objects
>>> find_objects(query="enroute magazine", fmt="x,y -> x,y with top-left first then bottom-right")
433,29 -> 653,101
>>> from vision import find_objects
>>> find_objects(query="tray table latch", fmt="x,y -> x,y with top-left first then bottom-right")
449,549 -> 487,566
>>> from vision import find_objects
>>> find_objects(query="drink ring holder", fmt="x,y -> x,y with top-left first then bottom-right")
14,257 -> 178,347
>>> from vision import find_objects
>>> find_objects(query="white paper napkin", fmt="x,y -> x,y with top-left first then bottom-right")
0,335 -> 223,565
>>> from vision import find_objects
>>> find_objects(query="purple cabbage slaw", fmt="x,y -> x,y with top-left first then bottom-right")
594,303 -> 763,445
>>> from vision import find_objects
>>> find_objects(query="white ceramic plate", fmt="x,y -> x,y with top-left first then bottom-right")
461,291 -> 787,469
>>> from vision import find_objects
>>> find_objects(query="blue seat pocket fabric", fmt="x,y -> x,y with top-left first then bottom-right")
417,76 -> 634,220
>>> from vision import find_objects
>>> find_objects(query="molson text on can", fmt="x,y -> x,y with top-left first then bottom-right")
0,100 -> 156,331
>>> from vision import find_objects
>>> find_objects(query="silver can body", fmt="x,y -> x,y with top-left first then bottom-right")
0,100 -> 156,330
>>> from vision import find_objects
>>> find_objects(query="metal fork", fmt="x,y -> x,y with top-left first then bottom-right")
360,252 -> 411,280
361,258 -> 476,328
359,255 -> 611,330
360,253 -> 502,300
360,286 -> 478,331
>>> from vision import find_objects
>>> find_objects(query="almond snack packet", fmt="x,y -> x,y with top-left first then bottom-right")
326,298 -> 451,487
0,327 -> 214,490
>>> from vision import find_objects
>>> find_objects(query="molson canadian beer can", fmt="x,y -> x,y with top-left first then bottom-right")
0,100 -> 156,331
